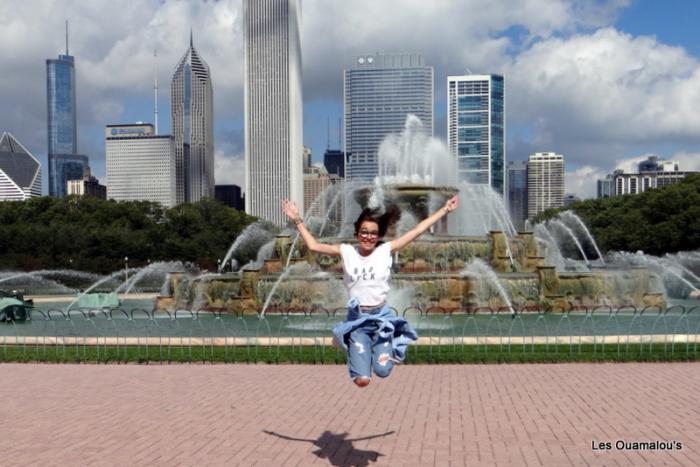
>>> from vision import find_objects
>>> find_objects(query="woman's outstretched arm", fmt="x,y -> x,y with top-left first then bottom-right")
282,200 -> 342,256
390,195 -> 459,252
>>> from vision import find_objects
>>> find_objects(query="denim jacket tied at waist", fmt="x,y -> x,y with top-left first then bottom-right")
332,297 -> 418,361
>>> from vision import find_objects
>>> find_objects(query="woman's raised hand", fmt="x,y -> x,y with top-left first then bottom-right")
282,199 -> 300,220
444,195 -> 459,213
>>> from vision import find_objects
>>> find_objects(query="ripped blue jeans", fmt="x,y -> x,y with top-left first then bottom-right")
333,298 -> 418,380
347,309 -> 395,379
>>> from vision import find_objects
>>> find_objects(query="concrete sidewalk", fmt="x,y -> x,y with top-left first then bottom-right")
0,363 -> 698,466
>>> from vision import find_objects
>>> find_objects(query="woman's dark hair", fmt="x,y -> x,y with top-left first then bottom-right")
354,205 -> 401,238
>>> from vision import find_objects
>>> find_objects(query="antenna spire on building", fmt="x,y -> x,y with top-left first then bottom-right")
190,29 -> 193,48
154,48 -> 159,135
326,116 -> 330,150
65,20 -> 69,55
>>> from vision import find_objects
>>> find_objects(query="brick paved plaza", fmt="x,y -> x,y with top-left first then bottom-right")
1,362 -> 698,466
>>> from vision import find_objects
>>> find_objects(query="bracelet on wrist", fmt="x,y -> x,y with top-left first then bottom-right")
443,206 -> 450,214
293,218 -> 304,225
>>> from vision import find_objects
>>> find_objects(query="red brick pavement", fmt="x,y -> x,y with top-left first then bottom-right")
0,363 -> 698,466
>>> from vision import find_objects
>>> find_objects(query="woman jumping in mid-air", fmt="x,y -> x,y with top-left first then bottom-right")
282,195 -> 459,387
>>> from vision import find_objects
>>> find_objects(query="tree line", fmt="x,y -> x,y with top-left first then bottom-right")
0,196 -> 257,273
535,173 -> 700,255
2,173 -> 697,274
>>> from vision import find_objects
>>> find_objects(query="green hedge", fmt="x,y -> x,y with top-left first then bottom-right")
0,344 -> 696,364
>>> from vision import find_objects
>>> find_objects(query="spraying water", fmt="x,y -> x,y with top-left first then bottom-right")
549,219 -> 590,265
560,211 -> 605,264
116,261 -> 184,295
65,269 -> 129,311
608,251 -> 700,298
220,221 -> 278,273
665,251 -> 700,284
533,224 -> 566,270
0,269 -> 103,294
461,259 -> 515,313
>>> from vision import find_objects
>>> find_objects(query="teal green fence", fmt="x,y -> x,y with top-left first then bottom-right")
1,305 -> 698,362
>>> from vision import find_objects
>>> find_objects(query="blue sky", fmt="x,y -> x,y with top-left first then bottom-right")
2,0 -> 700,199
616,1 -> 700,55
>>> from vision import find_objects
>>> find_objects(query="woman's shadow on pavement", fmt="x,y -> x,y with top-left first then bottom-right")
264,429 -> 395,466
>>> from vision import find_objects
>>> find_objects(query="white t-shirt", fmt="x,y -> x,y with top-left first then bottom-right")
339,242 -> 393,306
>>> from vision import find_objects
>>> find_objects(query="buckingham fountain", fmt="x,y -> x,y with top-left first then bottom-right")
154,116 -> 670,314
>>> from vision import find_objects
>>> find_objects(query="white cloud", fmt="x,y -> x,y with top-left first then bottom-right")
301,0 -> 627,100
214,149 -> 245,190
508,28 -> 700,166
565,165 -> 606,199
613,154 -> 653,173
670,151 -> 700,171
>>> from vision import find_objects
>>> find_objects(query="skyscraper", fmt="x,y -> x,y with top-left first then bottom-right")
105,124 -> 176,207
527,152 -> 564,219
303,146 -> 312,173
447,74 -> 505,196
344,53 -> 433,181
171,33 -> 214,204
323,149 -> 345,178
49,154 -> 89,197
245,0 -> 303,226
46,25 -> 89,198
46,52 -> 76,157
506,160 -> 528,229
0,132 -> 42,201
215,185 -> 244,211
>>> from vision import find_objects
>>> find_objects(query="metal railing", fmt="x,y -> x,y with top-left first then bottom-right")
1,304 -> 698,363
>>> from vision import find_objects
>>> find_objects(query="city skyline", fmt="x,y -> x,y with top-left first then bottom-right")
2,0 -> 700,200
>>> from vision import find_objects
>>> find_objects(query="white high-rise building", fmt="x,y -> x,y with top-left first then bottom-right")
344,53 -> 433,181
0,132 -> 42,201
244,0 -> 303,226
447,74 -> 505,196
171,34 -> 214,204
527,152 -> 564,219
599,156 -> 692,197
105,124 -> 176,207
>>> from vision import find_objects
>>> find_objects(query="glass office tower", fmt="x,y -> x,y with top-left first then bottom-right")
344,53 -> 433,182
47,51 -> 88,197
447,74 -> 505,196
47,53 -> 77,157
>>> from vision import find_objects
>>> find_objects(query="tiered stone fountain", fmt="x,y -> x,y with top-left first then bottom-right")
156,184 -> 664,313
156,115 -> 666,313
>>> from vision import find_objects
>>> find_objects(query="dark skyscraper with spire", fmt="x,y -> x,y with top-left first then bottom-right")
46,21 -> 88,198
170,32 -> 214,204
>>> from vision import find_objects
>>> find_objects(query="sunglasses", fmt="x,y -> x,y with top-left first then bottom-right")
358,229 -> 379,238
